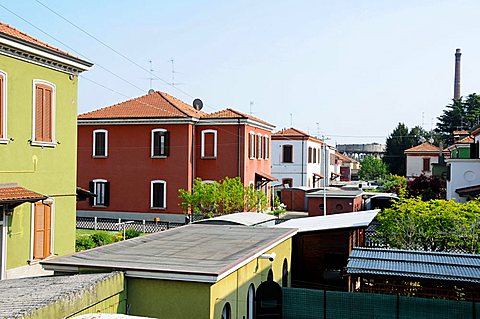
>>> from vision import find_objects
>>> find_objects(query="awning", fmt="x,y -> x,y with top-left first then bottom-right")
313,172 -> 325,179
255,172 -> 277,182
0,185 -> 47,209
76,187 -> 95,202
455,184 -> 480,197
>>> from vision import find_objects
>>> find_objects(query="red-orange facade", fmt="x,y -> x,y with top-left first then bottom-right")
76,92 -> 275,222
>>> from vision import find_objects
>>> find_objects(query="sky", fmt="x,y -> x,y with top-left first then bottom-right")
2,0 -> 480,145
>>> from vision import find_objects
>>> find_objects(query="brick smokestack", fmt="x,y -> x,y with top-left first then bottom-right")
454,48 -> 462,100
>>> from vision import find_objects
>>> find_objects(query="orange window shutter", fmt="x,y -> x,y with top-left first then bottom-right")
43,88 -> 52,142
35,86 -> 44,142
33,203 -> 46,259
44,204 -> 52,257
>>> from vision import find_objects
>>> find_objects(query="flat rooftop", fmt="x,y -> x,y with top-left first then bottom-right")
194,212 -> 277,226
43,224 -> 296,283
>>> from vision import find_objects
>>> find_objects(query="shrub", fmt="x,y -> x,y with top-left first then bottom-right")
91,232 -> 114,246
75,236 -> 95,252
124,228 -> 142,240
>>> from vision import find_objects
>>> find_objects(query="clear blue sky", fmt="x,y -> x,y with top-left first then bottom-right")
2,0 -> 479,144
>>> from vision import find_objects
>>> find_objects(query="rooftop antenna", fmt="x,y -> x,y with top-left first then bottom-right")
290,113 -> 293,127
250,101 -> 254,115
422,112 -> 425,128
148,60 -> 156,91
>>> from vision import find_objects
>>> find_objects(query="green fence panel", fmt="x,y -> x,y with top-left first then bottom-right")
326,291 -> 396,319
283,287 -> 324,319
399,296 -> 473,319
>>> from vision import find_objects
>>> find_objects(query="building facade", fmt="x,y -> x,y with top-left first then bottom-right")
0,22 -> 91,278
404,142 -> 441,179
77,94 -> 275,222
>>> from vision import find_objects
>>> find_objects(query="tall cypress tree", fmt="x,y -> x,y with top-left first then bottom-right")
383,123 -> 410,176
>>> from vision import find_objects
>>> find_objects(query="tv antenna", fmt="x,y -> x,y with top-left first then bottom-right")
250,101 -> 254,115
169,58 -> 184,87
147,60 -> 158,91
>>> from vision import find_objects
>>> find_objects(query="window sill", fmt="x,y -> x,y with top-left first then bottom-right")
0,138 -> 9,144
92,205 -> 108,208
151,155 -> 168,159
201,156 -> 217,160
93,155 -> 108,159
28,254 -> 56,265
150,207 -> 166,210
30,140 -> 56,148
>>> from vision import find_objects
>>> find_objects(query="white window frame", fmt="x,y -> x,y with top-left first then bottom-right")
92,179 -> 108,206
93,129 -> 108,157
151,180 -> 167,209
29,198 -> 55,262
264,134 -> 270,159
151,128 -> 167,158
31,79 -> 56,147
249,131 -> 255,159
201,129 -> 217,158
0,70 -> 8,144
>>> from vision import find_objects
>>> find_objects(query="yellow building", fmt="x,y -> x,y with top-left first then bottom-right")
43,224 -> 296,319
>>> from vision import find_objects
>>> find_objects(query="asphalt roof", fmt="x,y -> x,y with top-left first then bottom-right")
42,224 -> 296,283
194,212 -> 277,226
346,247 -> 480,284
273,210 -> 379,233
0,272 -> 120,318
306,187 -> 363,198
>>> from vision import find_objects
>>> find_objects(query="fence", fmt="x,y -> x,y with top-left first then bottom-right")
76,216 -> 186,233
283,288 -> 479,319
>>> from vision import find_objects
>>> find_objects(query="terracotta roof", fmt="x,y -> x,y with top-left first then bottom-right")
335,152 -> 358,163
201,108 -> 273,127
272,127 -> 325,144
0,186 -> 46,203
404,142 -> 441,154
458,136 -> 474,144
453,130 -> 469,136
0,22 -> 72,57
79,91 -> 205,119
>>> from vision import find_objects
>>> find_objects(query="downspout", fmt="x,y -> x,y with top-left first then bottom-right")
238,119 -> 241,178
301,138 -> 305,186
190,121 -> 196,222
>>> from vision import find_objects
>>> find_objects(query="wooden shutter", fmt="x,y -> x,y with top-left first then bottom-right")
35,86 -> 44,141
153,182 -> 165,208
283,145 -> 292,163
104,182 -> 110,207
153,131 -> 160,156
89,181 -> 95,206
43,88 -> 52,142
33,202 -> 51,260
423,158 -> 430,171
95,132 -> 106,156
248,134 -> 252,158
204,132 -> 215,157
164,131 -> 170,156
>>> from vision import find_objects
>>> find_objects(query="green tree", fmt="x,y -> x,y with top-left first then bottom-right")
383,123 -> 410,175
178,177 -> 268,218
376,197 -> 480,253
359,155 -> 387,180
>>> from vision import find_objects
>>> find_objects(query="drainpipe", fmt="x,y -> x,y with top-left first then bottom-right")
301,138 -> 305,186
238,119 -> 241,178
190,121 -> 196,222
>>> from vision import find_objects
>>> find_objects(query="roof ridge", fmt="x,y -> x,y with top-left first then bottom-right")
157,91 -> 190,117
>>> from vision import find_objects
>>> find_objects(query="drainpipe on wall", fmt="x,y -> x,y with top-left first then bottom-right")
238,119 -> 241,178
301,138 -> 305,186
190,121 -> 196,223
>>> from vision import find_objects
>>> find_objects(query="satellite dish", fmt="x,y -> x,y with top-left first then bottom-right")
192,98 -> 203,111
148,89 -> 155,94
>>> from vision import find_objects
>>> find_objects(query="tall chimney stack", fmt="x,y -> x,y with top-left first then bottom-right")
454,48 -> 462,100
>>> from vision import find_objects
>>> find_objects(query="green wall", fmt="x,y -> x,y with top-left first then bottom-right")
450,146 -> 470,159
0,53 -> 79,271
127,277 -> 211,318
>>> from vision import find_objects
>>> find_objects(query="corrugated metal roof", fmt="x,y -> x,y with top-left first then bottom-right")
195,212 -> 277,226
346,247 -> 480,283
273,210 -> 379,233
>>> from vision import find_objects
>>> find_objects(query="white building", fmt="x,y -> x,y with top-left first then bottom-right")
404,142 -> 441,179
271,128 -> 330,188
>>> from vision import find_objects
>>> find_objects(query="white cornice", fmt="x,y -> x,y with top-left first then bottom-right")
78,117 -> 200,125
197,118 -> 275,131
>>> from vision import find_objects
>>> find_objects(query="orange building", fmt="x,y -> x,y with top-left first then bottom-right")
77,91 -> 275,222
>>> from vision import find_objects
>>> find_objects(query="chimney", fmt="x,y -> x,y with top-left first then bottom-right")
454,48 -> 462,100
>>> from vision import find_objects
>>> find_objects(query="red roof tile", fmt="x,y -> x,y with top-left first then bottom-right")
335,152 -> 358,163
0,186 -> 46,203
0,22 -> 72,57
201,108 -> 274,127
79,91 -> 205,119
272,127 -> 325,144
404,142 -> 441,154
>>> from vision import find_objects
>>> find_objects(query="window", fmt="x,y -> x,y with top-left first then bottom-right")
264,135 -> 270,159
282,259 -> 288,287
93,129 -> 108,157
308,147 -> 312,163
151,129 -> 170,157
313,148 -> 317,163
247,284 -> 255,319
257,134 -> 262,159
32,80 -> 55,145
0,70 -> 7,143
249,132 -> 255,159
33,201 -> 52,260
282,145 -> 293,163
151,180 -> 166,209
282,178 -> 293,187
422,158 -> 431,172
201,129 -> 217,158
89,179 -> 109,207
221,302 -> 231,319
